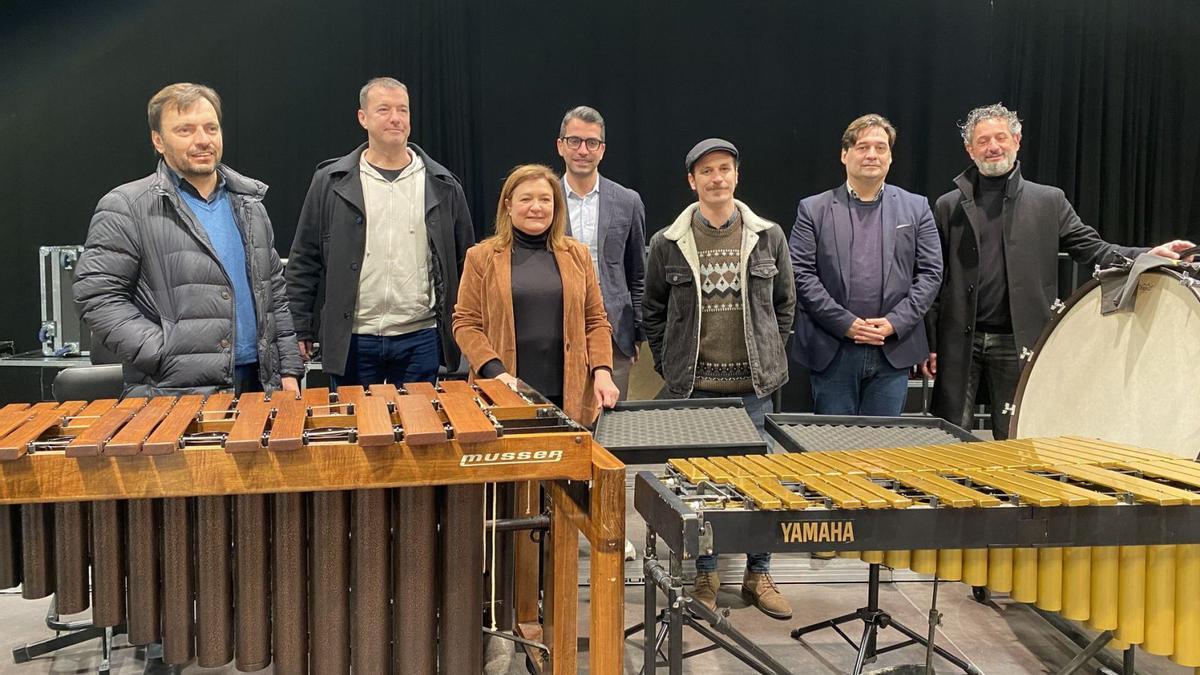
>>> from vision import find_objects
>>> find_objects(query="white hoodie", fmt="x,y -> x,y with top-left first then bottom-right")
353,151 -> 437,335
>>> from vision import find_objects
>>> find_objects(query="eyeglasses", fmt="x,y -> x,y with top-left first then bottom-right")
561,136 -> 604,151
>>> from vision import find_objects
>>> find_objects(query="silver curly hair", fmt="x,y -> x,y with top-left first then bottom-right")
960,103 -> 1022,144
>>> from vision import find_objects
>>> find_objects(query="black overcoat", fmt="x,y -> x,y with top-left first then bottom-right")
926,163 -> 1143,423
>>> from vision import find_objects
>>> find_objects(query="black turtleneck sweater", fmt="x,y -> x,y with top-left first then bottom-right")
478,229 -> 564,397
974,171 -> 1013,333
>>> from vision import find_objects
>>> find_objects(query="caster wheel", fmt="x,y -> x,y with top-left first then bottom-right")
971,585 -> 990,603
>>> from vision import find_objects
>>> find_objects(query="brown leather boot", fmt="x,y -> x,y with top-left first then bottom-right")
691,571 -> 720,611
741,570 -> 792,620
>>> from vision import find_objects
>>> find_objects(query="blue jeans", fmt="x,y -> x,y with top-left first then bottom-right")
692,390 -> 774,574
810,342 -> 909,416
332,328 -> 441,388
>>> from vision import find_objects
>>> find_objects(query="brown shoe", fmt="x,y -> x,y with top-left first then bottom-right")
741,570 -> 792,620
691,571 -> 720,611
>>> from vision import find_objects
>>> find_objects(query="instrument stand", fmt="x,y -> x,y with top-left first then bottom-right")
1033,608 -> 1139,675
630,530 -> 793,675
789,563 -> 981,675
10,595 -> 123,674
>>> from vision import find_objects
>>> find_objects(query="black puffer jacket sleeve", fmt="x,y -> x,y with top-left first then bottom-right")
74,189 -> 165,376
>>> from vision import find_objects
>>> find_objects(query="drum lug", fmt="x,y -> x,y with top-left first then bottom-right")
1179,273 -> 1199,288
1050,298 -> 1066,314
1019,347 -> 1034,362
1002,403 -> 1016,415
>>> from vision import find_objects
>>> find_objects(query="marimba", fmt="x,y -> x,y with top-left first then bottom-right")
0,379 -> 626,674
635,436 -> 1200,673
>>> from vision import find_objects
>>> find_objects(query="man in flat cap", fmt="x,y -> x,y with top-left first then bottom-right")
643,139 -> 796,619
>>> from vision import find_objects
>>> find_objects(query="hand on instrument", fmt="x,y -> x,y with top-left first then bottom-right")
298,340 -> 315,362
496,372 -> 520,390
593,369 -> 620,409
918,353 -> 937,379
1148,239 -> 1197,261
280,376 -> 301,394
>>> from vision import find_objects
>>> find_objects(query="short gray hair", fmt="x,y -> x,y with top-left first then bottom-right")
960,103 -> 1022,144
559,106 -> 605,140
359,77 -> 408,109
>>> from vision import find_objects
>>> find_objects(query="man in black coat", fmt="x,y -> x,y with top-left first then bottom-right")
923,103 -> 1193,438
286,77 -> 474,386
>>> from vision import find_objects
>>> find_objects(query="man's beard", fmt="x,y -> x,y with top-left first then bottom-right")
180,161 -> 218,177
974,150 -> 1016,177
169,148 -> 220,177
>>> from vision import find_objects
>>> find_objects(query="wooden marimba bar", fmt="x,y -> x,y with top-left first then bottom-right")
0,379 -> 626,674
637,436 -> 1200,669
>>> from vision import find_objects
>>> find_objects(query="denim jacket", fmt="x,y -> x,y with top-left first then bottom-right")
642,200 -> 796,398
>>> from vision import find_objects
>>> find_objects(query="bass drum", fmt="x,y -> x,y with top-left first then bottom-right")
1011,267 -> 1200,459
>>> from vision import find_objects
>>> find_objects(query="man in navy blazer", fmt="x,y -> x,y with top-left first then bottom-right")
557,106 -> 646,399
789,114 -> 942,415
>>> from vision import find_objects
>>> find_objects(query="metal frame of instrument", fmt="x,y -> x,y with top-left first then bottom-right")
591,396 -> 774,669
0,380 -> 626,675
634,436 -> 1200,675
767,414 -> 981,674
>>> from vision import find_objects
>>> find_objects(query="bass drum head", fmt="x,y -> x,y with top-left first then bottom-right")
1012,268 -> 1200,459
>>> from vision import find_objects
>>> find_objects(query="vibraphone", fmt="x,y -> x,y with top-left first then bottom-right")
635,436 -> 1200,674
0,379 -> 626,674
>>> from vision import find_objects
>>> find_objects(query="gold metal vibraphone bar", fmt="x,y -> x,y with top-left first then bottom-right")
634,436 -> 1200,669
0,379 -> 626,675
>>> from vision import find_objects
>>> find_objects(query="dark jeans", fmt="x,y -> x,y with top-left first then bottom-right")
692,389 -> 773,574
961,332 -> 1020,440
810,342 -> 909,416
233,363 -> 263,395
332,328 -> 441,388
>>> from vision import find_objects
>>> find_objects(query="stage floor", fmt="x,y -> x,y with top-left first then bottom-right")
0,579 -> 1190,674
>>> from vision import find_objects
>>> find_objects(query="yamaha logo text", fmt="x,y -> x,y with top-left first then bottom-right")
460,449 -> 565,467
779,520 -> 855,544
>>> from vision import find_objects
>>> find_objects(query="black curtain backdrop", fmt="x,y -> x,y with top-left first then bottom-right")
1,0 -> 1197,354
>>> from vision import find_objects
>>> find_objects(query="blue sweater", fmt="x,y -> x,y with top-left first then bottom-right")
177,179 -> 259,365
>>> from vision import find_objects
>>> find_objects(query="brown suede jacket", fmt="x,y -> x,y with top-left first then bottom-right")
453,237 -> 613,424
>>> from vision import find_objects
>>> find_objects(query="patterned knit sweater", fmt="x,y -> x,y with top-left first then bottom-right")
691,209 -> 752,393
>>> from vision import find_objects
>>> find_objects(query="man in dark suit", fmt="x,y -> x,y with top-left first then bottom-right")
923,103 -> 1192,437
790,114 -> 942,415
556,106 -> 646,400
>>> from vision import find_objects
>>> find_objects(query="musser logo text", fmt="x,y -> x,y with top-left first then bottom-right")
459,449 -> 565,467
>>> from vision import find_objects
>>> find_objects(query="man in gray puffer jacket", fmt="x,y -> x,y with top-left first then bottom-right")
74,83 -> 303,397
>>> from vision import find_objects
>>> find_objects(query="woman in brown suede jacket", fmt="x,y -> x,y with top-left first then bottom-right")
453,164 -> 619,425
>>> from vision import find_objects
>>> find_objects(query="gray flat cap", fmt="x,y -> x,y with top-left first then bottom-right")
685,138 -> 739,172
